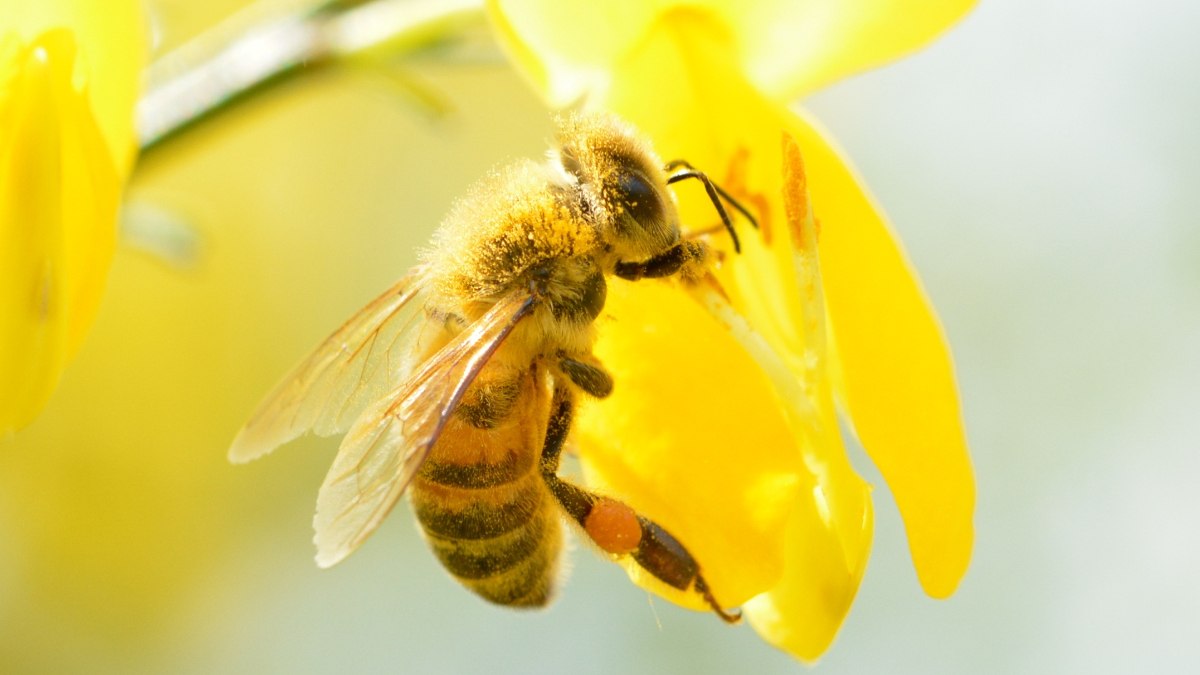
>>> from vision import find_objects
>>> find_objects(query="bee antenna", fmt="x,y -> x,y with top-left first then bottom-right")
665,160 -> 759,232
665,161 -> 759,255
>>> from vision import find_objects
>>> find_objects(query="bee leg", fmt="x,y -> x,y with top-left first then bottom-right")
556,354 -> 613,399
614,240 -> 707,281
539,385 -> 740,623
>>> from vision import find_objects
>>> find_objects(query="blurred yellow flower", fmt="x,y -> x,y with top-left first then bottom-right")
0,0 -> 145,434
489,0 -> 977,661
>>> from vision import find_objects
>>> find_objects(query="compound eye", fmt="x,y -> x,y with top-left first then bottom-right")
616,170 -> 664,228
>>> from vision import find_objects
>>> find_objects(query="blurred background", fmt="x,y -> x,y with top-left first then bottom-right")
2,0 -> 1198,672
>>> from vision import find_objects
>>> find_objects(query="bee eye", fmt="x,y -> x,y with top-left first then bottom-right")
616,170 -> 664,227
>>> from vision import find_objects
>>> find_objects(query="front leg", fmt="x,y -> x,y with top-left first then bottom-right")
539,383 -> 740,623
615,240 -> 708,281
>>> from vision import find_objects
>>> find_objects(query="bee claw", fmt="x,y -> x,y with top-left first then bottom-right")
696,575 -> 742,624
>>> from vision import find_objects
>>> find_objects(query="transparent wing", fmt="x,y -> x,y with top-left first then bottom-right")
312,291 -> 537,568
229,266 -> 431,463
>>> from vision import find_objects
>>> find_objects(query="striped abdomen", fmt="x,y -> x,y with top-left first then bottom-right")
408,365 -> 562,607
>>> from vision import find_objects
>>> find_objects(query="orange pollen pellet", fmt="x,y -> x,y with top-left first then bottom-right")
584,498 -> 642,555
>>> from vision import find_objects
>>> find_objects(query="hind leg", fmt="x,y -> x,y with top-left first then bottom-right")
538,382 -> 740,623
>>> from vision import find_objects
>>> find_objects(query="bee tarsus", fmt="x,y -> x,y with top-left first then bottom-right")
694,575 -> 743,624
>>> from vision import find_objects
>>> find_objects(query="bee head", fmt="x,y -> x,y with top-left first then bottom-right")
553,114 -> 682,262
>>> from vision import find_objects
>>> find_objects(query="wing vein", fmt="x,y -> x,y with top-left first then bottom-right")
312,291 -> 538,568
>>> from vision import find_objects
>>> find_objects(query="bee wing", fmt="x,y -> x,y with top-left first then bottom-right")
229,265 -> 431,464
312,291 -> 537,568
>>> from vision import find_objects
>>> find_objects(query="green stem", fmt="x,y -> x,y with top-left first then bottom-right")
137,0 -> 485,157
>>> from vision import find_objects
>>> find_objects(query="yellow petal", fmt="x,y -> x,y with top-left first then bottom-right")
0,30 -> 120,434
1,0 -> 146,172
488,0 -> 976,104
705,131 -> 872,660
790,110 -> 975,598
742,413 -> 874,662
694,283 -> 874,660
1,2 -> 144,433
578,6 -> 973,600
486,0 -> 656,106
576,278 -> 800,607
565,12 -> 876,650
732,0 -> 977,99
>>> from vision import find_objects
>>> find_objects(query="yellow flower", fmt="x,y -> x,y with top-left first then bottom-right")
0,0 -> 145,434
488,0 -> 976,661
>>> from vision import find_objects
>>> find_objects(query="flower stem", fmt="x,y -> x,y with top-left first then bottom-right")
137,0 -> 485,157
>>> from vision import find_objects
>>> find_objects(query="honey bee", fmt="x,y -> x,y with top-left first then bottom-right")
229,114 -> 754,622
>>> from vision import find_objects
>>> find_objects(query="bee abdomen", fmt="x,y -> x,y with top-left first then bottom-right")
418,447 -> 535,490
425,504 -> 562,607
411,473 -> 562,607
453,376 -> 523,429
